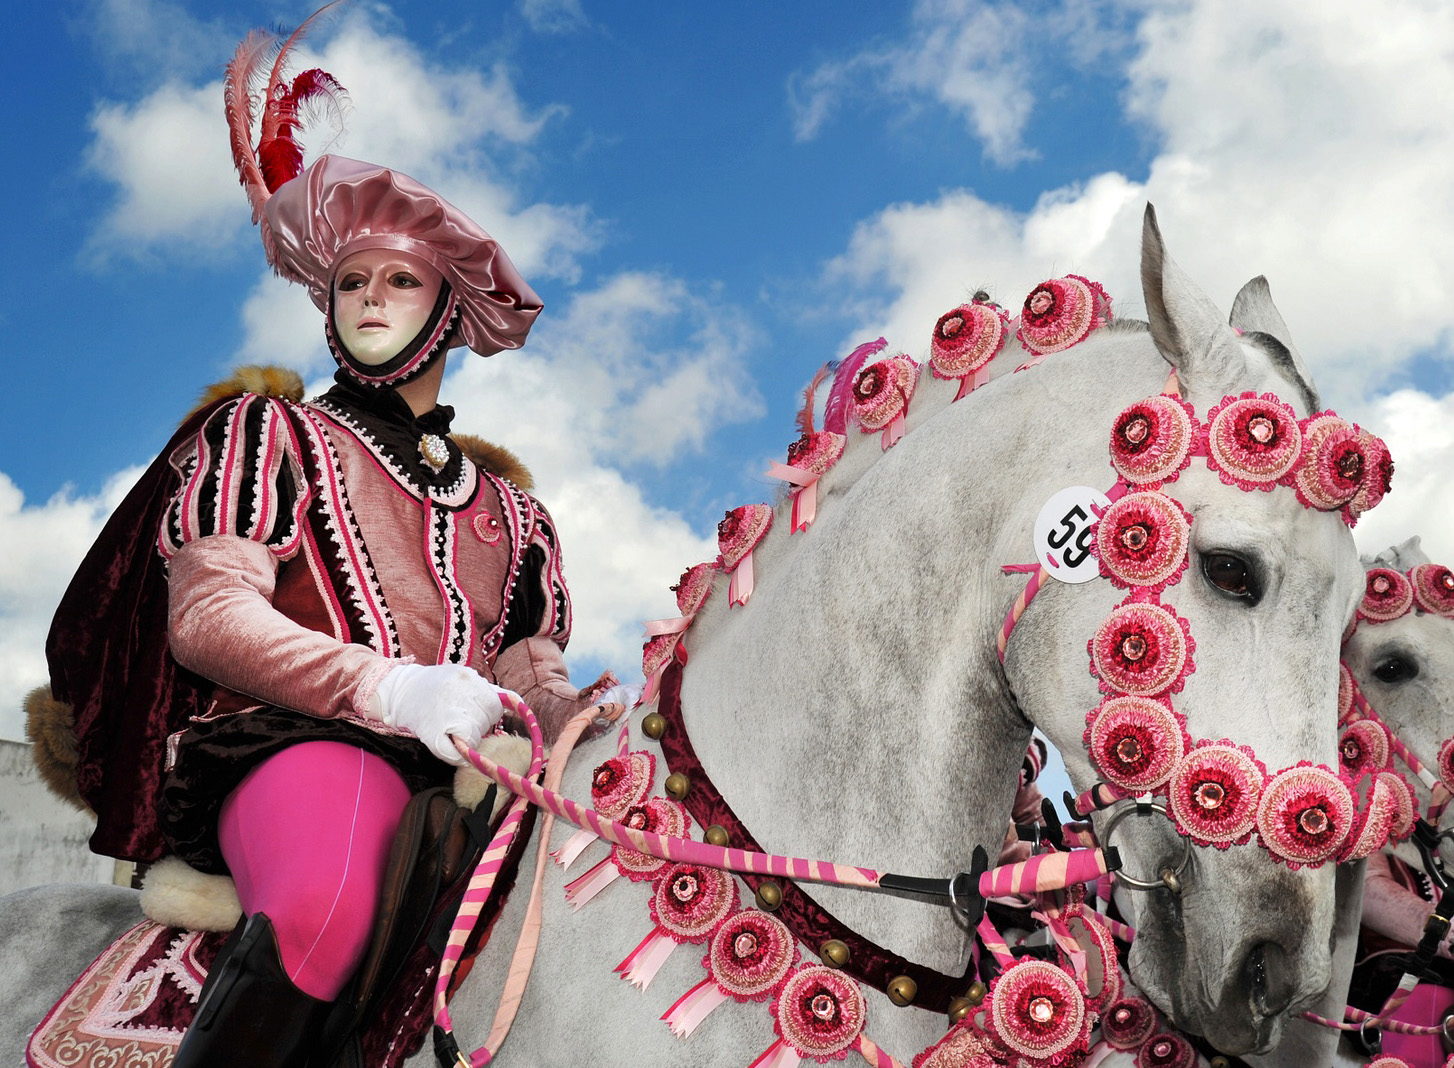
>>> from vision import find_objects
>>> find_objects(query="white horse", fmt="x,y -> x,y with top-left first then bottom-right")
0,208 -> 1367,1066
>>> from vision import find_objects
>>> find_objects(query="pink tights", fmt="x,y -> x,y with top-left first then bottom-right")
218,740 -> 412,1000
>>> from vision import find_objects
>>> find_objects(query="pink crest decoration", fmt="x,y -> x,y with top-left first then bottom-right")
1089,602 -> 1195,698
1438,736 -> 1454,795
1338,719 -> 1391,779
1094,492 -> 1192,591
591,751 -> 655,820
613,798 -> 690,880
912,1025 -> 1001,1068
1359,568 -> 1415,624
1085,696 -> 1187,793
1411,563 -> 1454,617
983,958 -> 1091,1066
1347,429 -> 1394,521
1134,1032 -> 1195,1068
1254,764 -> 1354,869
769,431 -> 847,533
617,863 -> 736,990
1062,906 -> 1123,1012
1108,395 -> 1198,488
850,356 -> 918,450
1166,742 -> 1265,848
1379,770 -> 1418,841
1338,662 -> 1355,722
673,562 -> 717,617
718,504 -> 774,606
641,632 -> 680,704
1339,774 -> 1398,864
930,301 -> 1009,400
1016,275 -> 1112,359
1204,392 -> 1303,489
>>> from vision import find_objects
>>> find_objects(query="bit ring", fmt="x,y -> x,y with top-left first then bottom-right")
1098,801 -> 1191,893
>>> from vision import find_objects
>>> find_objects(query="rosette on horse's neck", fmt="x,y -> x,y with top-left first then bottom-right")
226,4 -> 542,388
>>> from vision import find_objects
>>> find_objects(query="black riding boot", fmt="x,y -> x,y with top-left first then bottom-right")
173,912 -> 331,1068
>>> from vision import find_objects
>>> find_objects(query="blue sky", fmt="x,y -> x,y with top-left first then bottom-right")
3,0 -> 1454,745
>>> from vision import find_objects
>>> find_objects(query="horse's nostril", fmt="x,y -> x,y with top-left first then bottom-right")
1244,942 -> 1293,1021
1246,945 -> 1267,1004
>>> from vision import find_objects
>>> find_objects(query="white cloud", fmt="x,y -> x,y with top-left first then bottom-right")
814,0 -> 1454,413
0,469 -> 144,741
83,11 -> 598,280
1350,388 -> 1454,566
519,0 -> 588,34
788,0 -> 1128,166
444,271 -> 765,669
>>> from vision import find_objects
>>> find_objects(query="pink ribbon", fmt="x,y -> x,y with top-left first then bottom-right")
643,616 -> 691,636
765,461 -> 822,534
728,552 -> 756,606
953,366 -> 993,401
564,857 -> 619,909
880,412 -> 906,451
553,828 -> 598,871
616,928 -> 678,990
662,979 -> 731,1037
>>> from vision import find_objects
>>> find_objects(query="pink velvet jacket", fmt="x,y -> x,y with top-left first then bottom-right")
157,391 -> 594,754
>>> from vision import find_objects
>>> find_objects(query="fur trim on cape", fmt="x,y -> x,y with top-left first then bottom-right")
452,433 -> 534,490
24,685 -> 88,812
139,732 -> 535,932
184,364 -> 306,422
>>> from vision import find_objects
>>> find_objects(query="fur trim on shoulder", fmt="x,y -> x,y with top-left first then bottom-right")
183,364 -> 306,423
453,433 -> 534,491
453,733 -> 535,820
24,685 -> 87,812
141,855 -> 243,932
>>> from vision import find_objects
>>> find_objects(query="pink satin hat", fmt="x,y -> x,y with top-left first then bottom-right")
264,155 -> 542,358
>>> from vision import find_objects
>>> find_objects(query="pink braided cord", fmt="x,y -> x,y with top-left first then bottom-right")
980,849 -> 1115,898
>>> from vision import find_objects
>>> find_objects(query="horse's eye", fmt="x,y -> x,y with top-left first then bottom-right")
1373,656 -> 1419,684
1203,552 -> 1260,604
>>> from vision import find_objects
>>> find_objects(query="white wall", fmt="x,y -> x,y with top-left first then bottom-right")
0,739 -> 114,894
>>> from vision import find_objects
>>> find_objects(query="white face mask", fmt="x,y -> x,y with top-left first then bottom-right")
332,249 -> 445,366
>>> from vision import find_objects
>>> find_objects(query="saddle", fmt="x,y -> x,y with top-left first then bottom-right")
28,780 -> 535,1068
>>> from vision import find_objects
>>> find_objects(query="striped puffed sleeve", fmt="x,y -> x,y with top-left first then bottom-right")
159,395 -> 310,561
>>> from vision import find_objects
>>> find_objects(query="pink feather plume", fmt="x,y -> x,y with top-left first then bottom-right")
795,363 -> 832,436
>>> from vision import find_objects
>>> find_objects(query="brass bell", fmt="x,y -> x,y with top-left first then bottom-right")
641,712 -> 667,740
965,980 -> 988,1006
947,997 -> 974,1025
754,881 -> 783,912
1208,1058 -> 1231,1068
819,939 -> 851,969
664,772 -> 690,800
886,975 -> 917,1007
704,824 -> 729,847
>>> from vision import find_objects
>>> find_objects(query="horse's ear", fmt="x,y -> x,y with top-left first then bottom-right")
1140,204 -> 1245,398
1230,276 -> 1319,411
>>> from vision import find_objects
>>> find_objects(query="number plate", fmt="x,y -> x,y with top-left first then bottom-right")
1033,486 -> 1112,583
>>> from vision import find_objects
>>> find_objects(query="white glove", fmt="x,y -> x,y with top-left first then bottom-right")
596,683 -> 644,709
369,662 -> 515,765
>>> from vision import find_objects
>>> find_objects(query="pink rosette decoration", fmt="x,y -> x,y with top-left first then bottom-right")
1438,736 -> 1454,795
1167,742 -> 1266,848
912,1025 -> 1001,1068
718,504 -> 774,607
1411,563 -> 1454,617
1339,719 -> 1391,779
617,863 -> 737,990
757,964 -> 868,1066
1346,429 -> 1394,524
1109,395 -> 1198,488
1135,1032 -> 1194,1068
1016,274 -> 1112,360
850,356 -> 918,450
1339,774 -> 1397,863
556,748 -> 659,872
1094,492 -> 1192,591
1089,602 -> 1195,698
641,632 -> 680,704
1359,567 -> 1415,624
983,959 -> 1091,1067
1085,696 -> 1187,793
1255,764 -> 1354,869
1204,392 -> 1303,490
665,910 -> 799,1037
1379,770 -> 1418,841
1063,906 -> 1123,1012
1338,663 -> 1355,723
1365,1057 -> 1416,1068
1294,414 -> 1363,513
930,301 -> 1009,400
769,431 -> 847,533
644,562 -> 717,643
1101,997 -> 1156,1051
565,797 -> 691,908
